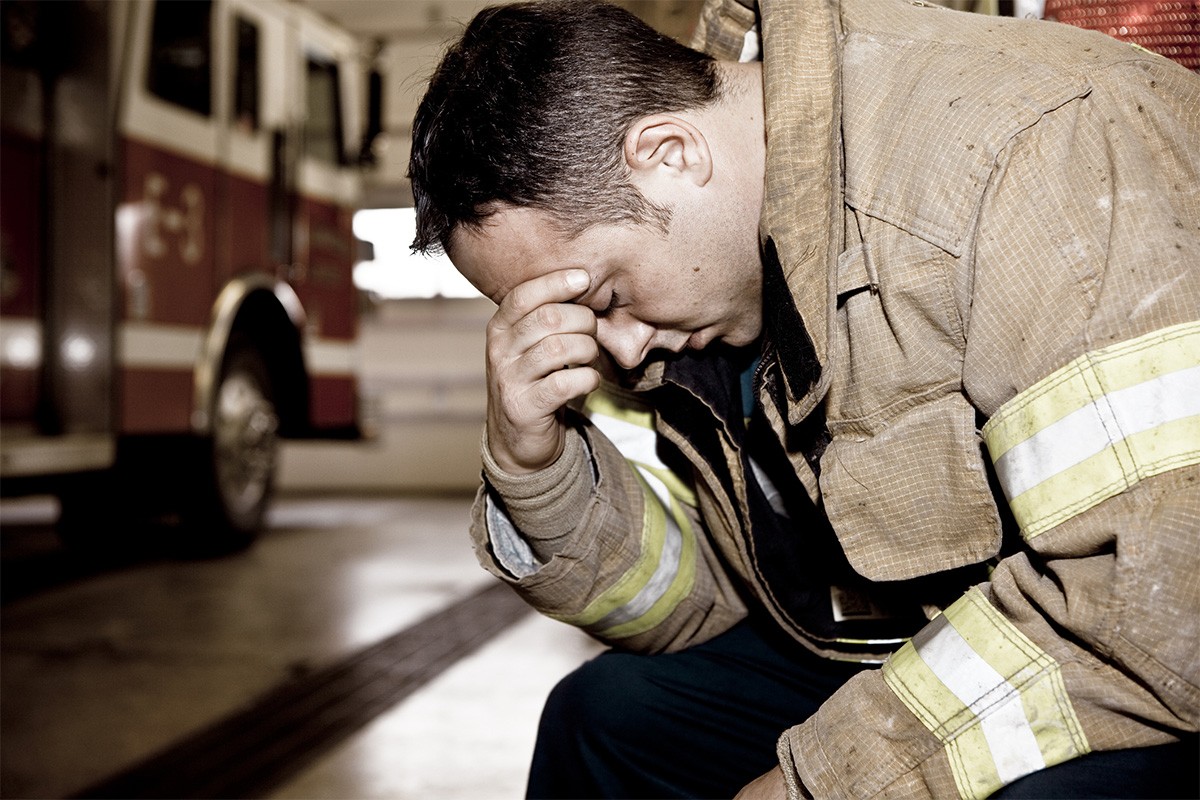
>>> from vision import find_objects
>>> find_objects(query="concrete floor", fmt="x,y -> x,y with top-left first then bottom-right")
0,493 -> 604,800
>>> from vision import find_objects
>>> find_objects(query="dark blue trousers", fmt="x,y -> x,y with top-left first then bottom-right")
528,618 -> 1199,800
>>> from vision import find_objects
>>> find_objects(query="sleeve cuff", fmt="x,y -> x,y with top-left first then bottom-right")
481,424 -> 597,549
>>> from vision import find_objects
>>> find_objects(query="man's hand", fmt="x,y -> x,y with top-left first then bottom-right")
735,766 -> 789,800
485,268 -> 601,474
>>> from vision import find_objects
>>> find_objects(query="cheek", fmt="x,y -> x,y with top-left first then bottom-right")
625,266 -> 707,326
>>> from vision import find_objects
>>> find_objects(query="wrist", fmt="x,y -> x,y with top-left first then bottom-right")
481,425 -> 595,543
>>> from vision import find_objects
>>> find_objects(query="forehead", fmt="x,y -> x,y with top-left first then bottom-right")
449,207 -> 585,303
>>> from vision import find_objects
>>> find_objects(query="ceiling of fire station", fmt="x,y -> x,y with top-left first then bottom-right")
293,0 -> 704,208
297,0 -> 498,38
297,0 -> 702,41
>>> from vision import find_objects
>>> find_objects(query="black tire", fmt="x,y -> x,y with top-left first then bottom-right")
186,340 -> 279,553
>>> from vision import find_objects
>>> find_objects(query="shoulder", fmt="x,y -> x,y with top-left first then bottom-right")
834,0 -> 1189,256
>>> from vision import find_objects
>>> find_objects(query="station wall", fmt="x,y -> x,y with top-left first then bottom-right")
278,296 -> 492,494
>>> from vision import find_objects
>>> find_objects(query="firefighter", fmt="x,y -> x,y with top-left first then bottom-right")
408,0 -> 1200,797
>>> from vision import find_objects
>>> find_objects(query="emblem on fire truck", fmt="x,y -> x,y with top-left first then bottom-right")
142,172 -> 204,264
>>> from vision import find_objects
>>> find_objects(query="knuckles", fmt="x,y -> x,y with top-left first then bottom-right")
531,335 -> 567,364
532,303 -> 565,330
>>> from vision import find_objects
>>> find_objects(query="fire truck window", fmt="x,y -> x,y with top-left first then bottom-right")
231,16 -> 259,132
305,57 -> 345,166
147,0 -> 213,117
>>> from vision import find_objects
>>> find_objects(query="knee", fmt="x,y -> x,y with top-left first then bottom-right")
540,651 -> 659,740
530,652 -> 674,798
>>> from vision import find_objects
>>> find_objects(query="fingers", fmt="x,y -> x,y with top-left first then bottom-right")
496,268 -> 591,327
488,329 -> 600,424
484,269 -> 601,473
523,329 -> 600,374
526,361 -> 602,415
486,358 -> 600,474
488,268 -> 599,381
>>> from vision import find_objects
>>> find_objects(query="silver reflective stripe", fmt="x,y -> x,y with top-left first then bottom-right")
589,410 -> 668,472
556,391 -> 697,639
585,412 -> 687,634
883,588 -> 1089,799
739,28 -> 761,61
749,456 -> 790,518
983,321 -> 1200,538
912,616 -> 1046,784
590,468 -> 684,633
994,365 -> 1200,498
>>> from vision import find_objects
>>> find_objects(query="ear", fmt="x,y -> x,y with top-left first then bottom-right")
623,114 -> 713,188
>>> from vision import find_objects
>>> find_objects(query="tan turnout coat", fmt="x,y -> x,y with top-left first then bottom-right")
471,0 -> 1200,796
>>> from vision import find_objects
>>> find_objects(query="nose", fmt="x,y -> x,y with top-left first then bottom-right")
597,317 -> 656,370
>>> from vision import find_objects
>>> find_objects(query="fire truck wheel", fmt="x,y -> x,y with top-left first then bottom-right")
189,341 -> 279,550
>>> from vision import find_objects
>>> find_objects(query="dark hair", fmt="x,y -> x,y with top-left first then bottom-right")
408,0 -> 721,255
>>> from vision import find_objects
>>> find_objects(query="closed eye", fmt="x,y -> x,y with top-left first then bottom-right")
599,291 -> 620,317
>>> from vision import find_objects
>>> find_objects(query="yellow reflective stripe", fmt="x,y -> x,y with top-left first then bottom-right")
885,629 -> 979,735
943,588 -> 1056,678
637,462 -> 698,508
983,322 -> 1200,459
550,469 -> 670,628
595,490 -> 697,639
886,642 -> 1005,798
942,594 -> 1089,771
1009,415 -> 1200,538
585,390 -> 654,429
1020,665 -> 1085,769
982,321 -> 1200,539
550,467 -> 695,639
883,588 -> 1090,800
584,390 -> 698,506
569,389 -> 698,638
946,727 -> 1003,800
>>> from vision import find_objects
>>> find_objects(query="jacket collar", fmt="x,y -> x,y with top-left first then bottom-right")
757,0 -> 844,424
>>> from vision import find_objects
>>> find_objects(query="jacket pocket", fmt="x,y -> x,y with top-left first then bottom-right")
820,392 -> 1001,581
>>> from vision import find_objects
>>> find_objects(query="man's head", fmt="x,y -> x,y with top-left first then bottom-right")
408,0 -> 722,256
409,0 -> 766,369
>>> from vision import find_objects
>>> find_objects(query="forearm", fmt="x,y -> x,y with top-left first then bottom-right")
777,462 -> 1199,800
469,410 -> 748,653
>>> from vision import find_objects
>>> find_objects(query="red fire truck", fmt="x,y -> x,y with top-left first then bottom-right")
0,0 -> 380,550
